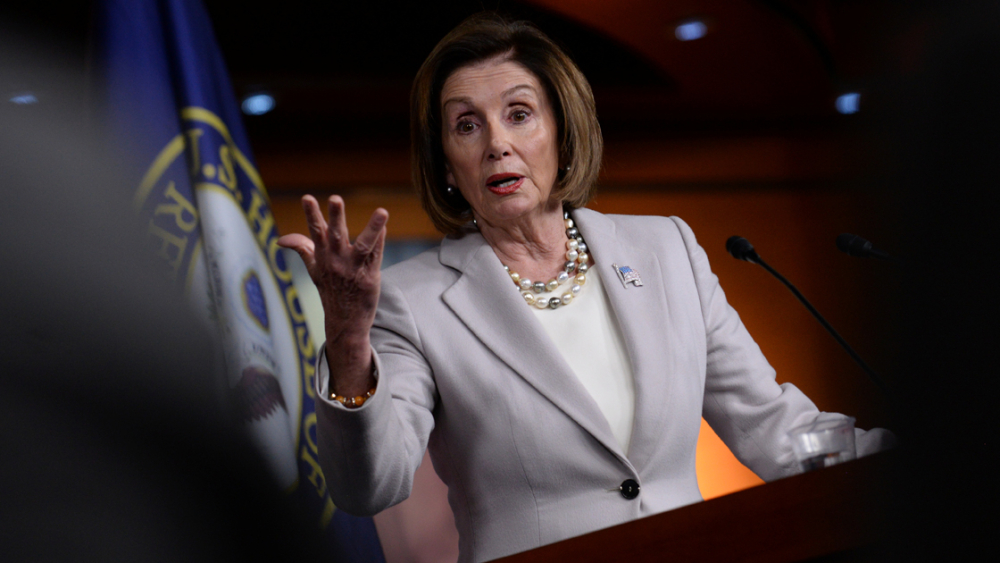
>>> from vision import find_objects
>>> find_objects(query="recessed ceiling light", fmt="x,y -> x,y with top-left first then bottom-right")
836,92 -> 860,114
675,20 -> 708,42
9,92 -> 38,105
241,93 -> 275,116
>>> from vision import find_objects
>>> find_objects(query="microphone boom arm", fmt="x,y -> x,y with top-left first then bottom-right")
753,254 -> 892,398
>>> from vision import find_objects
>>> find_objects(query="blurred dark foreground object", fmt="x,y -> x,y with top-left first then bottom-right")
875,2 -> 1000,561
0,21 -> 324,563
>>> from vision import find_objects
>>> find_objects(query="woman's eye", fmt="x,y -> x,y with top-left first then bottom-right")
512,111 -> 528,122
458,121 -> 477,133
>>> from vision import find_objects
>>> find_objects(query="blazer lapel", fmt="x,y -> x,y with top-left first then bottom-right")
572,209 -> 673,469
439,227 -> 628,464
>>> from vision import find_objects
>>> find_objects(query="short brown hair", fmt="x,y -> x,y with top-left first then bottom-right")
411,13 -> 603,235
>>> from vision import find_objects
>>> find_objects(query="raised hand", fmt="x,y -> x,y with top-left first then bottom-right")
277,195 -> 388,397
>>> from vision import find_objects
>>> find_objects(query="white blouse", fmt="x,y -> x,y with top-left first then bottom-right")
530,267 -> 636,452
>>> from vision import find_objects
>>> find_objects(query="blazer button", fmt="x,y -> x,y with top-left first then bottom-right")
619,479 -> 640,500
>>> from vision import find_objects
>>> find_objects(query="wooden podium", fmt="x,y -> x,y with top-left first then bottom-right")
493,452 -> 897,562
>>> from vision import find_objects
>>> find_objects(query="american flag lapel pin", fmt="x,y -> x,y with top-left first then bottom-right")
612,263 -> 643,288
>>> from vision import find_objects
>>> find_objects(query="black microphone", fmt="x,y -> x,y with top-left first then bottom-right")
726,236 -> 892,399
836,233 -> 894,261
726,236 -> 760,264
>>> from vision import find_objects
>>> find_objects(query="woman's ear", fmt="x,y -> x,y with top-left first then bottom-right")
559,149 -> 572,172
445,162 -> 457,189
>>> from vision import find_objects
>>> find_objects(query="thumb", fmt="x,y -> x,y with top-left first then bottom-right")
277,233 -> 317,270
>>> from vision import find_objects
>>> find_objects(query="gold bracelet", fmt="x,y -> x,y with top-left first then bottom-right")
332,386 -> 377,408
331,363 -> 378,408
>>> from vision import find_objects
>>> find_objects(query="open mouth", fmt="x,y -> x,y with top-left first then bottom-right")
486,174 -> 523,192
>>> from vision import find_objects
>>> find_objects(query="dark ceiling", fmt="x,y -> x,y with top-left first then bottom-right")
200,0 -> 921,152
206,0 -> 676,151
4,1 -> 925,156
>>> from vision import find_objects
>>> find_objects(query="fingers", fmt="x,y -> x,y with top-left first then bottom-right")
288,194 -> 387,269
327,195 -> 351,252
301,195 -> 329,249
276,233 -> 317,269
367,220 -> 387,271
353,208 -> 389,260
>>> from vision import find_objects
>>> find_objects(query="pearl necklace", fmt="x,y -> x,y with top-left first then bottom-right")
503,212 -> 590,310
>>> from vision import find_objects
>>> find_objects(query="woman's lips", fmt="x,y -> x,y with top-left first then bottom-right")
486,174 -> 524,195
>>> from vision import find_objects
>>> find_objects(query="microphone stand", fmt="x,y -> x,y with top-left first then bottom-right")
756,257 -> 891,396
727,237 -> 894,402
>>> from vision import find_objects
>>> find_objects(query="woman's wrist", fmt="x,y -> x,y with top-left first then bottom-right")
326,340 -> 379,404
331,367 -> 378,408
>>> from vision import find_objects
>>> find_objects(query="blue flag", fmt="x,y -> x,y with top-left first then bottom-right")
95,2 -> 386,560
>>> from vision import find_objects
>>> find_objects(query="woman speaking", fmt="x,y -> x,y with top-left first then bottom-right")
278,13 -> 893,563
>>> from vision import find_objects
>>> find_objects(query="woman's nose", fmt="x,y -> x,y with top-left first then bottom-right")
486,124 -> 512,161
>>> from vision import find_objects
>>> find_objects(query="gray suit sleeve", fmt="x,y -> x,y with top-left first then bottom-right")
314,279 -> 437,515
670,216 -> 892,481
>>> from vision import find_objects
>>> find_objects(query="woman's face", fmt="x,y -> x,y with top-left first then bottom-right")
441,57 -> 560,228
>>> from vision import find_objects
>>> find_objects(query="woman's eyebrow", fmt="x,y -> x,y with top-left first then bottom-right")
502,84 -> 536,98
442,97 -> 473,112
444,83 -> 537,108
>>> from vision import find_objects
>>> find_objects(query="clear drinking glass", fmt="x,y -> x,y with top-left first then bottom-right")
789,415 -> 857,473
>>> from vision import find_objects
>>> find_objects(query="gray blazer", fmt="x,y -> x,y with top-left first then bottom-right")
316,209 -> 889,563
